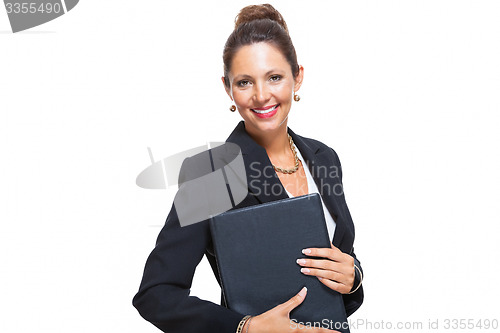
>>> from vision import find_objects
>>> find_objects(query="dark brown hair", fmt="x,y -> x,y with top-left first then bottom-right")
222,4 -> 299,88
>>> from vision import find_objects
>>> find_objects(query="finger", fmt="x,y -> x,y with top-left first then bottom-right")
300,264 -> 354,290
298,258 -> 355,279
296,258 -> 341,272
277,286 -> 307,314
298,258 -> 355,286
317,275 -> 352,294
300,267 -> 345,284
304,246 -> 354,266
302,247 -> 340,261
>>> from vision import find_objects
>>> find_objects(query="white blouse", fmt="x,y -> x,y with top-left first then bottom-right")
284,144 -> 337,242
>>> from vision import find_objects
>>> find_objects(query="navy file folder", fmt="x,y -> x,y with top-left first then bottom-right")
209,193 -> 350,332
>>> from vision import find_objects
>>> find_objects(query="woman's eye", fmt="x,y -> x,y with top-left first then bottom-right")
237,80 -> 250,87
270,75 -> 282,82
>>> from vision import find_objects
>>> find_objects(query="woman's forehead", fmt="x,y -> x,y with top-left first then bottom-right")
230,42 -> 290,77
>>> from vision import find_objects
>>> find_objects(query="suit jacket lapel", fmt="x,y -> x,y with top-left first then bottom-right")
226,121 -> 289,204
226,121 -> 347,246
288,128 -> 347,247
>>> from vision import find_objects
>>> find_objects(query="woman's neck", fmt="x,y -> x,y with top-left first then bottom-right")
245,124 -> 291,159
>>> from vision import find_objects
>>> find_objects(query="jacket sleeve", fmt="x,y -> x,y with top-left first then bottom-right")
343,249 -> 364,317
132,158 -> 246,332
132,203 -> 246,332
330,147 -> 364,317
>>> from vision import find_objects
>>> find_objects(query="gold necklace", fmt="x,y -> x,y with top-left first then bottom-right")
272,134 -> 299,174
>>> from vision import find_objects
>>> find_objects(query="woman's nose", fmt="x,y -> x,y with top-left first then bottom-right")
254,83 -> 271,104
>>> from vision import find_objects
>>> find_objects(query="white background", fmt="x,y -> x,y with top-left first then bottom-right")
1,1 -> 499,332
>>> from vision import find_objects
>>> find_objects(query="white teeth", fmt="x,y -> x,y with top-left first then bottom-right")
252,104 -> 278,114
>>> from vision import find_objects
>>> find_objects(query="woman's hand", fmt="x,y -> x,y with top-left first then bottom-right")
296,242 -> 355,294
243,287 -> 339,333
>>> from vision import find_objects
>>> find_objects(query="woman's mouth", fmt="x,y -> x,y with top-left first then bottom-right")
251,104 -> 279,118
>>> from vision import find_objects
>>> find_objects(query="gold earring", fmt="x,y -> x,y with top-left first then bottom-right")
293,93 -> 300,102
229,105 -> 236,112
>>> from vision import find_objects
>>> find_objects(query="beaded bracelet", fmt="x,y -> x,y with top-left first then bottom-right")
236,315 -> 251,333
246,316 -> 253,333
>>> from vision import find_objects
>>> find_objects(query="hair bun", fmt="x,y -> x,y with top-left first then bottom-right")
234,4 -> 288,33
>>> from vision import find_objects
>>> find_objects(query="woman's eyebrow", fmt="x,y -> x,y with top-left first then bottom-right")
234,74 -> 253,80
234,69 -> 284,81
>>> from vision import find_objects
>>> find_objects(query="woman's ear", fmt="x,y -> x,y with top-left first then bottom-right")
293,65 -> 305,93
221,76 -> 232,100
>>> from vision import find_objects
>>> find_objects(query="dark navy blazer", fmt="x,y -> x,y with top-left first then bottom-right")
133,121 -> 364,333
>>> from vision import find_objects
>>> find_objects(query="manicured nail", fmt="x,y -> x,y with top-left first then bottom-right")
301,268 -> 310,274
296,259 -> 306,265
317,277 -> 323,281
299,287 -> 307,297
302,249 -> 311,254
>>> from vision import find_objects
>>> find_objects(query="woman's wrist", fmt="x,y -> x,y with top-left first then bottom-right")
243,316 -> 253,333
236,315 -> 252,333
347,264 -> 363,294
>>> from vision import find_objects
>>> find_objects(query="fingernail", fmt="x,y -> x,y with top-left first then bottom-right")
317,276 -> 323,281
300,268 -> 310,274
299,287 -> 307,297
296,259 -> 306,265
302,249 -> 311,254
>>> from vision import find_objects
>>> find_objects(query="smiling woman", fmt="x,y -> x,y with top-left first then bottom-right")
133,4 -> 364,333
223,42 -> 303,137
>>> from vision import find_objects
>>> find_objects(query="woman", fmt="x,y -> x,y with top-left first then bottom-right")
133,4 -> 363,333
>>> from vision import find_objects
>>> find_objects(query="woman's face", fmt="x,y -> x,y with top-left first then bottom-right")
223,42 -> 304,138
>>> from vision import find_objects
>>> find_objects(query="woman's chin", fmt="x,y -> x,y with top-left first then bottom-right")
245,117 -> 288,135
